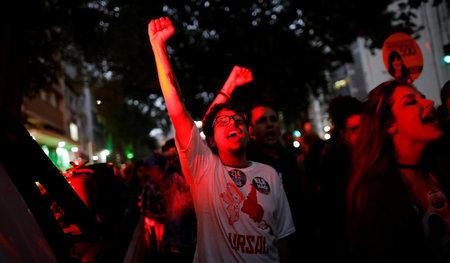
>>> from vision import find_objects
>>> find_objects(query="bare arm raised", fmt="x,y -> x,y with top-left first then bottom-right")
204,65 -> 253,118
148,17 -> 194,149
221,65 -> 253,97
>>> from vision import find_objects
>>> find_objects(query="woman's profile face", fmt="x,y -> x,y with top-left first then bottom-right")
389,85 -> 443,146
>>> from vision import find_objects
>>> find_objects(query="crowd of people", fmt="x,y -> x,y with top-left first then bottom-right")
104,17 -> 450,263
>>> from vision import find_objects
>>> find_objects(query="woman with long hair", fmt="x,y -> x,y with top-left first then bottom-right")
388,51 -> 412,83
346,79 -> 449,262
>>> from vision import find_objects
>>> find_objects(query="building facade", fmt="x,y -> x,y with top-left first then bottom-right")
311,0 -> 450,139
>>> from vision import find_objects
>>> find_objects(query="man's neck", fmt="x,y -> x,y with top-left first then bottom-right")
219,150 -> 250,168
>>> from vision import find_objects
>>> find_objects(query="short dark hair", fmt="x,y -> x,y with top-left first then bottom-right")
247,101 -> 279,126
202,101 -> 247,137
162,138 -> 175,152
328,95 -> 362,131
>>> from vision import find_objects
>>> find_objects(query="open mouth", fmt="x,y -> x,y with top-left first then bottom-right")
227,130 -> 239,138
422,114 -> 438,124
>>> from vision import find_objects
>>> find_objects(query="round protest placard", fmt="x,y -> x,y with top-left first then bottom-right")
382,33 -> 423,82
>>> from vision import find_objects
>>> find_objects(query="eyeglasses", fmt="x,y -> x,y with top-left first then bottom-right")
213,114 -> 246,127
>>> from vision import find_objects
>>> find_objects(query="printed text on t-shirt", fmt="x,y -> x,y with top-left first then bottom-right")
227,233 -> 269,254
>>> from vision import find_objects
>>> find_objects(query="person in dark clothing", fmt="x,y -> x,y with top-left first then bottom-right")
121,160 -> 149,237
320,95 -> 362,262
246,103 -> 302,199
437,80 -> 450,140
246,102 -> 307,261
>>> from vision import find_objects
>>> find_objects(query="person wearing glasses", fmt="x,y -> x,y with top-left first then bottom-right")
148,17 -> 295,263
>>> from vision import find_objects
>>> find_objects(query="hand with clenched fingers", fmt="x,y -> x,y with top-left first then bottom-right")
148,17 -> 175,46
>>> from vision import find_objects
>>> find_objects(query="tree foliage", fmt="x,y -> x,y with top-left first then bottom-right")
4,0 -> 442,154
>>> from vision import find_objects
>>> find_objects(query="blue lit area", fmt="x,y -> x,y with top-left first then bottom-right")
444,54 -> 450,64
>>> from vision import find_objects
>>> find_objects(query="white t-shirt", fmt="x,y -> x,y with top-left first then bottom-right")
175,126 -> 296,263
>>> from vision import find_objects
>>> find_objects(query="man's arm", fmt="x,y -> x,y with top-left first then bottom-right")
148,17 -> 194,149
204,65 -> 253,118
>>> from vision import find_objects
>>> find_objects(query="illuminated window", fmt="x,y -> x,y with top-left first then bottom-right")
70,123 -> 79,141
333,78 -> 349,90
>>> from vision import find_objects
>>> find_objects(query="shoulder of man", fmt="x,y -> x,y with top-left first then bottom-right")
248,160 -> 278,176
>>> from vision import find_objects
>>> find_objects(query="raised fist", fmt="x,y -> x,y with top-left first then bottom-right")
148,17 -> 175,45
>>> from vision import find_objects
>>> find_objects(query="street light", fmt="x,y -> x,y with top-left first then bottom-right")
444,43 -> 450,64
